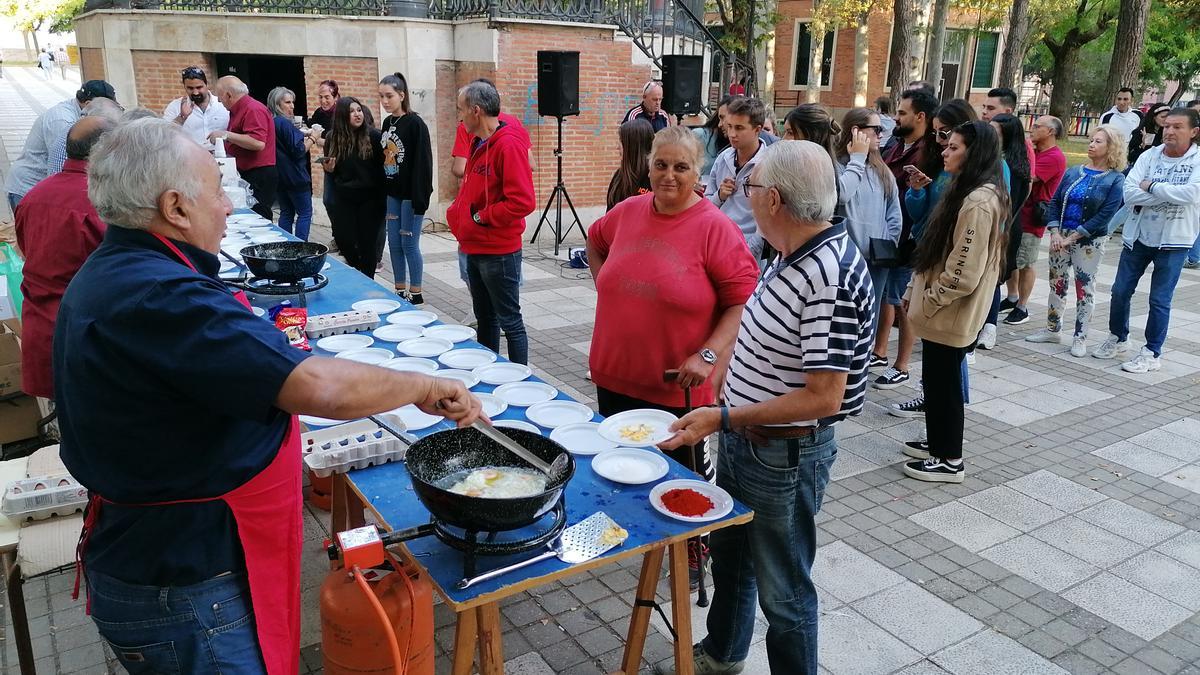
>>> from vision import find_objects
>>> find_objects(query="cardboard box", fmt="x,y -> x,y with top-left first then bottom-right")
0,320 -> 20,397
0,395 -> 40,444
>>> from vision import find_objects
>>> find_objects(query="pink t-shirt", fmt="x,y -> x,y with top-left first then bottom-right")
588,193 -> 760,407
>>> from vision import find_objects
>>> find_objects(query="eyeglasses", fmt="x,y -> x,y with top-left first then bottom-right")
861,125 -> 885,135
935,128 -> 953,141
743,182 -> 785,202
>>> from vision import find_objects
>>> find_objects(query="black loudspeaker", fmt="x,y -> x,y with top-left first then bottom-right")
662,55 -> 704,116
537,50 -> 580,117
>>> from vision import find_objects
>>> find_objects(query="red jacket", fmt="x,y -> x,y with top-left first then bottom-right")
447,122 -> 535,255
15,159 -> 106,398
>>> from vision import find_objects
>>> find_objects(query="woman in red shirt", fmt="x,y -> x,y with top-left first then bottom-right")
587,125 -> 759,464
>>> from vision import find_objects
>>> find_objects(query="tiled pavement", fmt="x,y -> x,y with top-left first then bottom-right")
4,68 -> 1200,673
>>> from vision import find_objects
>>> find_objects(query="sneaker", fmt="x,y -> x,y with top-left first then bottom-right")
903,440 -> 930,459
1091,334 -> 1131,360
1121,347 -> 1161,373
408,292 -> 424,305
977,323 -> 997,349
1025,329 -> 1064,344
868,353 -> 889,369
654,644 -> 745,675
1184,260 -> 1200,270
872,366 -> 910,390
1070,336 -> 1088,358
1003,307 -> 1030,325
889,396 -> 925,418
903,457 -> 965,483
966,351 -> 976,365
999,296 -> 1018,312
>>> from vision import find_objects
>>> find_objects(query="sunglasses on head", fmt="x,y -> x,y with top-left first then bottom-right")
935,128 -> 953,140
182,67 -> 206,79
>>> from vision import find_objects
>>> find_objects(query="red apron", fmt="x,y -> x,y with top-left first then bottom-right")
75,233 -> 302,675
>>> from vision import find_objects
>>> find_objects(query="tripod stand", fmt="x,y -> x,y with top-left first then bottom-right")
529,115 -> 586,256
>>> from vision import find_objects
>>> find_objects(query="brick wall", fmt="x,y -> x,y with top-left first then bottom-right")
302,56 -> 380,198
79,47 -> 105,82
130,51 -> 216,114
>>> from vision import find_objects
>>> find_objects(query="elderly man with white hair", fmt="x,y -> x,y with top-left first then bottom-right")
659,140 -> 875,675
621,80 -> 671,131
208,75 -> 277,221
54,119 -> 481,675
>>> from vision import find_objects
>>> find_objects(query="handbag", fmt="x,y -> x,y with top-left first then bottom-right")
868,237 -> 901,268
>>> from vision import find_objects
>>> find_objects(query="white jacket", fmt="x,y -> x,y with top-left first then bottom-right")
1122,143 -> 1200,249
1100,106 -> 1142,140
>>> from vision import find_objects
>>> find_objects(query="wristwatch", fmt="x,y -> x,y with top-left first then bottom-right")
699,348 -> 717,365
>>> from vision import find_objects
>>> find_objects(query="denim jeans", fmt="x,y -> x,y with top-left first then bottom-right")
7,192 -> 21,214
1188,231 -> 1200,265
87,570 -> 265,674
702,427 -> 836,674
386,197 -> 422,288
466,251 -> 528,364
1108,241 -> 1187,357
866,263 -> 890,339
277,187 -> 312,241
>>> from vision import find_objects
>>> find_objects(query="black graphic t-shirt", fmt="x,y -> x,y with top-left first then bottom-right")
380,112 -> 434,214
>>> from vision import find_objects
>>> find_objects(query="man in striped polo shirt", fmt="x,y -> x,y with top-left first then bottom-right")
659,140 -> 874,675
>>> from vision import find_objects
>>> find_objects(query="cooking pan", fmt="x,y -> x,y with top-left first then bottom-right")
239,242 -> 327,282
406,427 -> 575,532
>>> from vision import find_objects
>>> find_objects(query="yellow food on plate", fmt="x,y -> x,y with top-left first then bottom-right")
618,423 -> 654,443
599,523 -> 628,547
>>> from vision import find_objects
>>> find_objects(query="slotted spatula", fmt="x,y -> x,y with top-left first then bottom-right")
457,512 -> 627,589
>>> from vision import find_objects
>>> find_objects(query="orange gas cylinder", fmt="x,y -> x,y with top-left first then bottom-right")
320,553 -> 435,675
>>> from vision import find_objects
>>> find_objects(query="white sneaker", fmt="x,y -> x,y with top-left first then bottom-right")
966,351 -> 976,365
977,323 -> 997,349
1091,334 -> 1131,359
1025,329 -> 1064,344
1121,347 -> 1161,373
1070,337 -> 1088,358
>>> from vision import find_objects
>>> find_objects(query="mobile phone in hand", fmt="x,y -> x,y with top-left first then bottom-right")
315,156 -> 329,164
902,165 -> 919,174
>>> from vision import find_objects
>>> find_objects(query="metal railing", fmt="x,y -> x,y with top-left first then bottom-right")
110,0 -> 387,15
430,0 -> 603,21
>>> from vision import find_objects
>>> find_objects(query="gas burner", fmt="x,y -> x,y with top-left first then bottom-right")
226,274 -> 328,297
430,498 -> 567,579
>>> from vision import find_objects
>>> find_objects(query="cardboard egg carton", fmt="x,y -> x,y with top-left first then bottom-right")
2,475 -> 88,521
301,414 -> 409,478
305,310 -> 380,339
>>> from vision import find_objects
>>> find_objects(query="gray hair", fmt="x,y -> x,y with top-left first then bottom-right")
648,125 -> 704,176
1042,115 -> 1064,140
84,97 -> 123,123
216,76 -> 249,96
755,140 -> 836,223
267,86 -> 295,117
459,81 -> 500,117
119,106 -> 159,123
88,118 -> 205,230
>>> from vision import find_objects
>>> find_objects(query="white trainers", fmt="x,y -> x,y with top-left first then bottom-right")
1121,347 -> 1161,373
966,351 -> 976,365
1070,337 -> 1088,358
1026,329 -> 1064,344
977,323 -> 997,349
1092,334 -> 1131,359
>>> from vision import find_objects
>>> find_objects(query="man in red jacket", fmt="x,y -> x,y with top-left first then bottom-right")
447,81 -> 536,364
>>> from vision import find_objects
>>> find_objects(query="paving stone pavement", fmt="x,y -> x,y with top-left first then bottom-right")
4,67 -> 1200,674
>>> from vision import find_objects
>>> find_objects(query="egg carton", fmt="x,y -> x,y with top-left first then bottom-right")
302,415 -> 410,478
2,475 -> 88,522
305,310 -> 381,339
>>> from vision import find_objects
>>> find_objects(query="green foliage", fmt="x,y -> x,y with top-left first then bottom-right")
1,0 -> 82,34
1139,1 -> 1200,99
49,0 -> 84,33
709,0 -> 783,57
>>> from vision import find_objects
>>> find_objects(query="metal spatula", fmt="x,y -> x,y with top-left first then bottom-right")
472,420 -> 570,481
457,512 -> 627,589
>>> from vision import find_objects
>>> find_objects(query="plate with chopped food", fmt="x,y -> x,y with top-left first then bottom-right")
597,409 -> 679,446
649,479 -> 734,522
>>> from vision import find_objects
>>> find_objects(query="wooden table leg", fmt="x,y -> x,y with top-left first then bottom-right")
3,553 -> 34,675
451,607 -> 478,675
619,546 -> 666,674
477,601 -> 505,674
329,473 -> 366,535
668,540 -> 695,675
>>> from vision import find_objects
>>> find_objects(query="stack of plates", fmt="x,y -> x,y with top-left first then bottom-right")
387,310 -> 438,326
381,357 -> 439,374
397,337 -> 454,358
335,348 -> 394,365
316,334 -> 374,353
353,299 -> 402,315
493,381 -> 558,407
525,400 -> 594,429
423,324 -> 476,343
439,349 -> 496,369
473,362 -> 532,384
549,422 -> 618,455
435,369 -> 480,388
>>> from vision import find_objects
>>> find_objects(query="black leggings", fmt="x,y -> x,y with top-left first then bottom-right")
595,386 -> 714,481
329,191 -> 385,278
922,340 -> 967,460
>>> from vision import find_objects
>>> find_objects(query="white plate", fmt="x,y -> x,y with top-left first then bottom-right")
475,393 -> 508,418
380,357 -> 440,374
598,409 -> 679,446
372,324 -> 423,342
549,422 -> 619,456
387,310 -> 438,326
251,234 -> 288,244
493,420 -> 542,434
473,362 -> 533,385
649,479 -> 735,523
435,369 -> 480,389
299,415 -> 352,428
251,306 -> 266,317
387,405 -> 442,431
353,299 -> 402,315
493,381 -> 558,407
316,334 -> 374,353
220,259 -> 239,273
397,337 -> 454,358
525,400 -> 594,429
592,448 -> 670,485
438,349 -> 497,369
322,262 -> 331,271
423,324 -> 477,343
335,348 -> 394,365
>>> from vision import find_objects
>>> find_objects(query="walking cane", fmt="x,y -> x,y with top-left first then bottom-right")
663,369 -> 710,608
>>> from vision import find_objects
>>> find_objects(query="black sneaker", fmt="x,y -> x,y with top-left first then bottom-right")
999,296 -> 1018,312
1003,307 -> 1030,325
889,396 -> 925,418
409,292 -> 424,305
868,353 -> 888,369
903,441 -> 930,459
872,367 -> 910,390
903,457 -> 965,483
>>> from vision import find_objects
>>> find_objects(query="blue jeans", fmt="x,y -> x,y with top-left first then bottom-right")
1108,241 -> 1187,356
466,251 -> 528,364
87,570 -> 265,674
386,197 -> 422,288
277,187 -> 312,241
702,427 -> 836,674
1188,231 -> 1200,265
866,264 -> 890,339
7,192 -> 22,214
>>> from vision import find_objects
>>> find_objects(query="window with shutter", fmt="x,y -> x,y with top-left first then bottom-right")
972,32 -> 999,90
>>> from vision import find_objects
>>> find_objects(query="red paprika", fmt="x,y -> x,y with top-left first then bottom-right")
661,488 -> 713,517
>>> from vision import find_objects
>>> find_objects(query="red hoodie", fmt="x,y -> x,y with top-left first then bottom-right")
447,122 -> 536,255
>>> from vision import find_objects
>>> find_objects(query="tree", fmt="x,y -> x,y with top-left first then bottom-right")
886,0 -> 916,103
1043,0 -> 1118,119
0,0 -> 79,53
711,0 -> 782,93
1139,1 -> 1200,104
997,0 -> 1031,88
812,0 -> 878,105
924,0 -> 950,85
1104,0 -> 1152,102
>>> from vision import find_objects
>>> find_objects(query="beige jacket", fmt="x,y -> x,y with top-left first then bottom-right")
906,184 -> 1005,348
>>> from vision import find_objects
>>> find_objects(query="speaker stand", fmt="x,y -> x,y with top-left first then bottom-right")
529,115 -> 586,256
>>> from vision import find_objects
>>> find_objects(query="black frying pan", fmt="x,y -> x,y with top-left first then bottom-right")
239,242 -> 327,282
